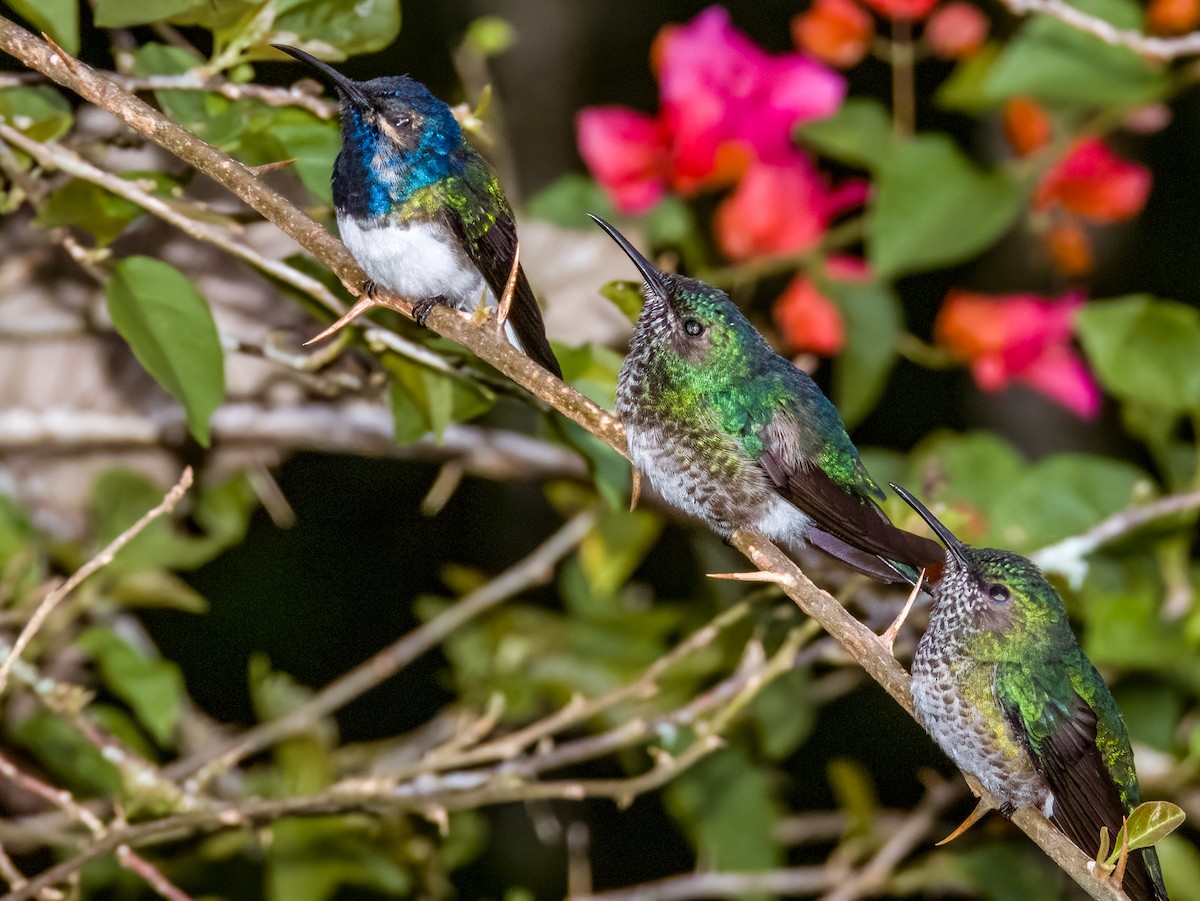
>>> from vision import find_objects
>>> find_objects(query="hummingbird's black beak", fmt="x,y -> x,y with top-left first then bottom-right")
588,214 -> 669,301
273,44 -> 372,109
889,483 -> 969,566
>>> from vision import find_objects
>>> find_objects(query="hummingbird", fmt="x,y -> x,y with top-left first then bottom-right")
274,45 -> 562,378
592,215 -> 943,585
892,484 -> 1169,901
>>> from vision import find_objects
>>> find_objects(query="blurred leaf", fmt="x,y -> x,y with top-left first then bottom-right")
132,42 -> 209,125
936,43 -> 1003,112
798,97 -> 894,172
895,842 -> 1069,900
270,0 -> 402,59
1159,834 -> 1200,901
981,0 -> 1165,105
1077,295 -> 1200,413
1112,801 -> 1186,855
991,453 -> 1148,551
642,195 -> 705,270
527,173 -> 615,228
5,0 -> 79,53
110,569 -> 209,613
600,280 -> 645,324
578,507 -> 662,598
824,278 -> 903,429
909,431 -> 1025,543
384,354 -> 494,444
249,654 -> 334,794
550,417 -> 629,510
95,0 -> 207,27
748,667 -> 814,760
666,747 -> 782,873
90,470 -> 257,572
106,256 -> 225,446
827,757 -> 877,834
0,86 -> 72,141
36,173 -> 178,246
12,711 -> 121,796
79,627 -> 184,747
464,15 -> 517,56
268,818 -> 411,901
869,135 -> 1021,279
556,342 -> 623,407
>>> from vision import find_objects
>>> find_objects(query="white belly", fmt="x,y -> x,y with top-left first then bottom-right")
337,216 -> 494,311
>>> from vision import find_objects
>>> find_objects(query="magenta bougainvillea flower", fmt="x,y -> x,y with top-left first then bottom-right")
576,5 -> 845,213
713,158 -> 868,261
935,290 -> 1100,417
1034,137 -> 1152,223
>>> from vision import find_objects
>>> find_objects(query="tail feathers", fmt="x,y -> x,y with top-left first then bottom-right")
807,528 -> 927,586
506,269 -> 562,378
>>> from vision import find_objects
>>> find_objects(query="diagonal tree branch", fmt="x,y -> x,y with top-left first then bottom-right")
999,0 -> 1200,59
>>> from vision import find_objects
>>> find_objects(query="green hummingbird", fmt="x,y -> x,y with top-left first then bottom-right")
593,215 -> 943,585
893,484 -> 1169,901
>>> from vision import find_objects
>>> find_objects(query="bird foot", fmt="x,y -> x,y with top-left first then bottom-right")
413,296 -> 445,327
363,278 -> 379,299
935,797 -> 994,846
706,570 -> 791,585
876,569 -> 925,656
303,296 -> 378,346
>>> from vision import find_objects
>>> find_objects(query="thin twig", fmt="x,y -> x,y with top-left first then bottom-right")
572,867 -> 837,900
0,467 -> 193,695
115,848 -> 194,901
1001,0 -> 1200,59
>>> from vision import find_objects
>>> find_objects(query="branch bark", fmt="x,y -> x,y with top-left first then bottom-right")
999,0 -> 1200,59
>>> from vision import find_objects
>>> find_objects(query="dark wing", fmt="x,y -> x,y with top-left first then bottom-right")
442,178 -> 561,378
759,445 -> 944,585
998,679 -> 1168,901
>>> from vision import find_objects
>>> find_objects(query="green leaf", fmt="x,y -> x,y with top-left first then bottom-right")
131,43 -> 209,126
385,355 -> 494,444
270,0 -> 402,59
824,278 -> 903,429
95,0 -> 208,28
268,818 -> 412,901
528,173 -> 616,229
981,0 -> 1165,106
106,256 -> 225,446
665,747 -> 782,872
1118,801 -> 1186,853
463,15 -> 517,56
1158,834 -> 1200,901
869,135 -> 1021,279
0,86 -> 72,141
35,173 -> 178,246
5,0 -> 79,54
748,667 -> 814,759
578,507 -> 662,598
12,711 -> 121,796
110,569 -> 209,613
599,280 -> 644,324
936,43 -> 1003,112
798,98 -> 894,172
1077,295 -> 1200,413
78,628 -> 184,747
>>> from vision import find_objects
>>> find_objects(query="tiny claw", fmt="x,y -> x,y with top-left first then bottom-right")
706,570 -> 791,585
303,296 -> 377,346
877,569 -> 925,656
935,797 -> 993,845
414,296 -> 442,327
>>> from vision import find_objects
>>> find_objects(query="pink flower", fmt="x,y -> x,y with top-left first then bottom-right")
576,6 -> 846,211
576,107 -> 670,213
925,2 -> 989,59
934,290 -> 1100,417
713,156 -> 868,261
1034,138 -> 1151,223
772,257 -> 867,356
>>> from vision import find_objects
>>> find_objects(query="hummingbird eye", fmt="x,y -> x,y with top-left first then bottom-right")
394,115 -> 412,128
988,584 -> 1011,603
683,318 -> 704,337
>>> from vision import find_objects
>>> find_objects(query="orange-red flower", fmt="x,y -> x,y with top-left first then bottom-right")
925,2 -> 989,59
1146,0 -> 1200,35
772,257 -> 867,356
860,0 -> 940,21
792,0 -> 873,68
935,290 -> 1099,417
1046,219 -> 1092,277
713,158 -> 868,261
1002,97 -> 1053,157
1035,137 -> 1151,223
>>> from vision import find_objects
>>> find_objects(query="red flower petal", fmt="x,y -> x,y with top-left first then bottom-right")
860,0 -> 941,21
1035,137 -> 1151,223
575,106 -> 670,214
1002,97 -> 1053,157
792,0 -> 874,69
773,273 -> 846,356
925,2 -> 989,59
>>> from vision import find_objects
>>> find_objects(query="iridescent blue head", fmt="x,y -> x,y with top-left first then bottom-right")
274,45 -> 464,217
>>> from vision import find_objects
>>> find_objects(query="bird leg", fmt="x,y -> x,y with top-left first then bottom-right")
935,797 -> 994,845
414,295 -> 448,327
629,469 -> 641,513
494,240 -> 521,335
877,569 -> 925,655
303,295 -> 378,346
